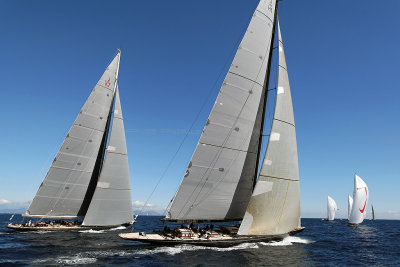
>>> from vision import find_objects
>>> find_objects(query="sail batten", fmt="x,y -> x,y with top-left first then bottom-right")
25,51 -> 121,219
166,0 -> 277,222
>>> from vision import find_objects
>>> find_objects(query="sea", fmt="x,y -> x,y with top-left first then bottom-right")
0,214 -> 399,266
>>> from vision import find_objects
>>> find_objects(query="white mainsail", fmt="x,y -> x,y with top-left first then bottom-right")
166,0 -> 277,221
83,87 -> 133,226
25,51 -> 121,219
327,196 -> 337,221
238,21 -> 300,235
348,174 -> 369,224
348,194 -> 353,220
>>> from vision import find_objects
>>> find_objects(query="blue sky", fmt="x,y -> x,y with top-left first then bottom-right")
0,0 -> 399,219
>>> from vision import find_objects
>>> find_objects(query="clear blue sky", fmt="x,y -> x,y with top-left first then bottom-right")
0,0 -> 399,218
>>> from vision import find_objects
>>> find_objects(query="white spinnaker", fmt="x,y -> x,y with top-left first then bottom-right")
349,174 -> 369,224
327,196 -> 337,221
83,87 -> 133,226
166,0 -> 277,221
348,195 -> 353,220
238,20 -> 300,235
25,51 -> 120,219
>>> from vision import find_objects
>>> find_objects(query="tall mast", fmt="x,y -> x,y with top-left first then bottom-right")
252,2 -> 279,191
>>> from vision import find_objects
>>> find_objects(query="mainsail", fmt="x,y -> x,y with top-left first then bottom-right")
327,196 -> 337,221
25,51 -> 121,219
348,194 -> 353,220
83,87 -> 133,226
349,174 -> 369,224
166,0 -> 277,221
238,21 -> 300,235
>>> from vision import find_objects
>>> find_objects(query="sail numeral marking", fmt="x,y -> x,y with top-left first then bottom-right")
105,77 -> 111,87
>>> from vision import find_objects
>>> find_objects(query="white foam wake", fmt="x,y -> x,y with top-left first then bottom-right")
260,236 -> 313,246
78,229 -> 105,234
135,242 -> 260,256
109,226 -> 126,231
56,256 -> 97,265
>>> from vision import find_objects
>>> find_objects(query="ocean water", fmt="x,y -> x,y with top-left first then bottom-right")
0,214 -> 399,266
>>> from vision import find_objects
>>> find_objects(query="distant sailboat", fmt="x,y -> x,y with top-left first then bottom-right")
120,0 -> 304,246
8,50 -> 134,231
371,205 -> 375,221
348,174 -> 369,225
348,194 -> 353,220
327,196 -> 337,221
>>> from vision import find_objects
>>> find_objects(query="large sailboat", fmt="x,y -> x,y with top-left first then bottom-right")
119,0 -> 304,245
348,174 -> 369,225
8,50 -> 134,231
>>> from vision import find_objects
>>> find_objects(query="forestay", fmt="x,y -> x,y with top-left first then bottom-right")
238,21 -> 300,235
83,87 -> 133,226
25,52 -> 121,218
166,0 -> 277,221
349,174 -> 369,224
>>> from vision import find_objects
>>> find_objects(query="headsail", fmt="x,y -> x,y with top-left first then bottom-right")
327,196 -> 337,221
166,0 -> 277,221
238,20 -> 300,235
25,51 -> 121,219
349,174 -> 369,224
83,87 -> 133,226
348,194 -> 353,220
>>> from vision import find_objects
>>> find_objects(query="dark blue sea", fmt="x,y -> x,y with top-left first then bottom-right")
1,214 -> 399,266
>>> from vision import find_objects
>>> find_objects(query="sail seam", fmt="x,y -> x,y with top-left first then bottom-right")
199,142 -> 257,155
96,188 -> 131,191
228,71 -> 264,87
50,166 -> 93,173
259,174 -> 299,181
255,10 -> 273,23
73,124 -> 105,133
107,151 -> 127,156
58,151 -> 94,160
35,195 -> 84,200
46,180 -> 89,186
96,83 -> 113,92
273,118 -> 295,127
277,182 -> 290,226
278,64 -> 287,71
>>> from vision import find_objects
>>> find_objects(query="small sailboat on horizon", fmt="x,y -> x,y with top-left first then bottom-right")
371,204 -> 375,221
120,0 -> 304,246
326,196 -> 337,221
348,194 -> 353,220
348,174 -> 369,225
8,50 -> 135,231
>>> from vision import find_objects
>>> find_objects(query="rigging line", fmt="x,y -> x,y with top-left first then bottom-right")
143,4 -> 256,216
